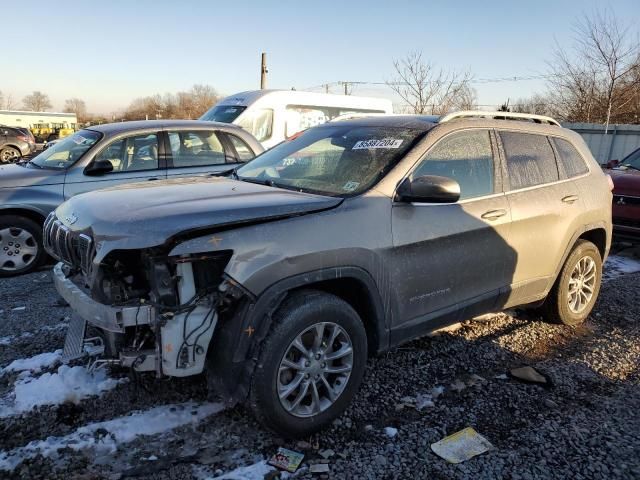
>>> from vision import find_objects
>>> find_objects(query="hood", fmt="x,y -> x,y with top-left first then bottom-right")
0,163 -> 66,188
608,168 -> 640,196
55,176 -> 342,255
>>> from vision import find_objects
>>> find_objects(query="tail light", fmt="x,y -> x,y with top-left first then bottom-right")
605,174 -> 614,191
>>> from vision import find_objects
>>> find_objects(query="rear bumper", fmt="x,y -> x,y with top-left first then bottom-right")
52,262 -> 153,333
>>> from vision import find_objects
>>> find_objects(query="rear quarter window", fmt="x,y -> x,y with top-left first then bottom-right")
552,137 -> 589,178
500,131 -> 559,190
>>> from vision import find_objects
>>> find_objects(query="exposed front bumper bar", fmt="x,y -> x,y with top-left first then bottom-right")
52,263 -> 153,333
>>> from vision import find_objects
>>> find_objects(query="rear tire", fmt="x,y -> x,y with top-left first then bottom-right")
541,240 -> 602,325
249,290 -> 368,438
0,215 -> 45,277
0,146 -> 20,163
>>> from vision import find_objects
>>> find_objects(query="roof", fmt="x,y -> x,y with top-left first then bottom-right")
85,119 -> 240,134
318,114 -> 439,131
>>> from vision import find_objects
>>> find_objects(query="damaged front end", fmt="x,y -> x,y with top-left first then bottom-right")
52,243 -> 247,380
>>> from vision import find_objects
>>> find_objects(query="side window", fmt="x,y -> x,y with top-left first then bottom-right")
94,133 -> 159,172
227,134 -> 255,162
236,109 -> 273,142
552,137 -> 589,177
168,130 -> 226,167
500,132 -> 559,190
413,130 -> 494,200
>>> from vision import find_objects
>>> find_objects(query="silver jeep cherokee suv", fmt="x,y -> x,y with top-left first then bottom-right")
47,112 -> 612,437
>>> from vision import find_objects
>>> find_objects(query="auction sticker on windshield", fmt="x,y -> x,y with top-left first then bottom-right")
353,138 -> 403,149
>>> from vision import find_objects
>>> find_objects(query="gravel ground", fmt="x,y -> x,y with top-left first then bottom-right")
0,244 -> 639,479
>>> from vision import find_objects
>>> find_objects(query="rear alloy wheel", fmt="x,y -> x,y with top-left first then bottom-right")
250,290 -> 367,437
541,240 -> 602,325
0,216 -> 45,277
0,147 -> 20,163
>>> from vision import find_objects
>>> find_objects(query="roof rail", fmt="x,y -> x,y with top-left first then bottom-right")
439,111 -> 561,127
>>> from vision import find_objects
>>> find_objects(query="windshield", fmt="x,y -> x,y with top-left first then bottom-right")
236,125 -> 423,196
200,105 -> 247,123
30,130 -> 101,169
620,148 -> 640,170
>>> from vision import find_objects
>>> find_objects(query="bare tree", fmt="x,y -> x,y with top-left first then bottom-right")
387,52 -> 474,115
22,91 -> 52,112
4,93 -> 16,110
0,91 -> 3,110
123,84 -> 219,120
548,10 -> 640,128
64,98 -> 87,122
511,94 -> 555,116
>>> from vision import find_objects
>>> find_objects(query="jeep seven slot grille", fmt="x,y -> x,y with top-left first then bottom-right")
43,213 -> 95,275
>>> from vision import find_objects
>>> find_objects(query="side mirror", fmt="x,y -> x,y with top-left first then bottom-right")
604,159 -> 619,169
84,159 -> 114,176
396,175 -> 461,203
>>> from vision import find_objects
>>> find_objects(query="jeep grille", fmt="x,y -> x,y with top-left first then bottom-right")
43,213 -> 95,275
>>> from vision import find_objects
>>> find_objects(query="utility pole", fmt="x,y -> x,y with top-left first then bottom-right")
260,52 -> 268,89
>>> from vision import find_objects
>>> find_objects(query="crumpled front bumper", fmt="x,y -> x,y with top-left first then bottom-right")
52,263 -> 153,333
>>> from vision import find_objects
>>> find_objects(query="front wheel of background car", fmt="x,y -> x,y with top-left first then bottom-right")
0,147 -> 20,163
249,290 -> 368,438
541,239 -> 602,326
0,215 -> 45,277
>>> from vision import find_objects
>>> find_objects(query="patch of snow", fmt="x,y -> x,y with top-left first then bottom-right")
11,307 -> 26,312
415,394 -> 435,410
0,401 -> 224,471
1,350 -> 62,375
384,426 -> 398,438
430,386 -> 445,399
211,460 -> 275,480
0,324 -> 69,347
604,254 -> 640,281
0,365 -> 127,417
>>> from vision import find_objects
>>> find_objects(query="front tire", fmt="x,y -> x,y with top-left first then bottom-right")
0,215 -> 45,277
0,146 -> 20,163
541,240 -> 602,325
249,290 -> 367,437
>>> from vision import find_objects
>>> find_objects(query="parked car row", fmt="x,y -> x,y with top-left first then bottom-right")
0,120 -> 263,276
604,146 -> 640,239
0,125 -> 36,163
37,111 -> 612,437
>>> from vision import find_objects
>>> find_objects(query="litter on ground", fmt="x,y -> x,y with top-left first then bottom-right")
430,427 -> 493,463
509,366 -> 550,385
267,447 -> 304,473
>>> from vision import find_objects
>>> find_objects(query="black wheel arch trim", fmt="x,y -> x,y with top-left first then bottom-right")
206,266 -> 388,405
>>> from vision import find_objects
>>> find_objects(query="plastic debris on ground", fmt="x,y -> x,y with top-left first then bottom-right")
309,463 -> 330,473
430,427 -> 493,464
318,449 -> 335,459
509,366 -> 550,385
267,447 -> 304,473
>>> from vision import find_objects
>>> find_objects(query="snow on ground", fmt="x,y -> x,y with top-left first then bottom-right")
204,460 -> 276,480
0,365 -> 127,417
604,254 -> 640,281
0,401 -> 224,471
0,350 -> 62,375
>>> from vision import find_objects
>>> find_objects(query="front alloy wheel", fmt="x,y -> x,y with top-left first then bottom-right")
277,322 -> 354,417
249,290 -> 367,437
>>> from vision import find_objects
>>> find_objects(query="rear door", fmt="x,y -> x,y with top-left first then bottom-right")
390,128 -> 514,339
63,131 -> 166,198
165,129 -> 255,178
498,130 -> 583,305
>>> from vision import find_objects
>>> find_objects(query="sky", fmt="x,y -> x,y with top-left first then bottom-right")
2,0 -> 638,115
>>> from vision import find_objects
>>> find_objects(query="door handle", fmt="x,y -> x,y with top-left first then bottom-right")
562,195 -> 579,204
147,177 -> 159,181
481,209 -> 507,220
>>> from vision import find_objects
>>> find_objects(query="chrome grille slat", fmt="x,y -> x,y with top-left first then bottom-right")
44,214 -> 93,274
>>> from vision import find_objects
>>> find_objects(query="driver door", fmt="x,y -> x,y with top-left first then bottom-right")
389,129 -> 515,341
64,131 -> 166,198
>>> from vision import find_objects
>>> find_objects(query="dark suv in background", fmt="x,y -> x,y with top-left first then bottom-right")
49,112 -> 612,437
1,126 -> 36,163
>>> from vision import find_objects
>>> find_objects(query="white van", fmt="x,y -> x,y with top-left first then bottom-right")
200,90 -> 393,149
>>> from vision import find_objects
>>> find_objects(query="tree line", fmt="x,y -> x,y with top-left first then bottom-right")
0,85 -> 219,125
